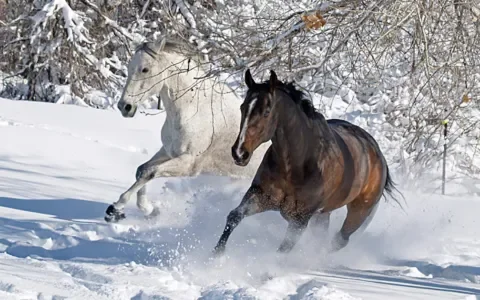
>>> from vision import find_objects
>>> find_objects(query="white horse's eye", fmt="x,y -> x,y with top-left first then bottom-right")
142,68 -> 149,73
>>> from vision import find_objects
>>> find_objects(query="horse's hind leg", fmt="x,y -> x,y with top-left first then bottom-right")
331,195 -> 380,252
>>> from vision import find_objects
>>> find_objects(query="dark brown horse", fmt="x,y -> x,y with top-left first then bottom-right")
213,69 -> 401,255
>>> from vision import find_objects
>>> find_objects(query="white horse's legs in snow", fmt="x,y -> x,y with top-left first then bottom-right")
135,147 -> 170,216
104,148 -> 194,222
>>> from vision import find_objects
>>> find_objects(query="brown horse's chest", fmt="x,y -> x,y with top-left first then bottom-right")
279,188 -> 322,221
259,167 -> 324,222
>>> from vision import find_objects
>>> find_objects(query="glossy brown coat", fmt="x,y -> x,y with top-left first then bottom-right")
214,70 -> 400,255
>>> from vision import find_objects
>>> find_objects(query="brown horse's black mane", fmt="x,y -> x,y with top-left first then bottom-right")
256,80 -> 321,120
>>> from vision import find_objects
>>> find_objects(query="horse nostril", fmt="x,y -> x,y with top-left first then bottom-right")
242,151 -> 250,161
124,104 -> 132,113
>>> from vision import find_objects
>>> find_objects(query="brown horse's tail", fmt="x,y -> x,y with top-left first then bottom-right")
383,165 -> 406,211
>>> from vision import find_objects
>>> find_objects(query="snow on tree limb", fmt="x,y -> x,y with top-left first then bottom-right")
31,0 -> 91,43
78,0 -> 134,42
174,0 -> 197,30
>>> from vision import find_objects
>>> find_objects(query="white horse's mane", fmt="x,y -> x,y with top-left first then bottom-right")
135,37 -> 208,71
135,39 -> 190,58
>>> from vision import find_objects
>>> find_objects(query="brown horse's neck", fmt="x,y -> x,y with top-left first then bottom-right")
270,91 -> 334,173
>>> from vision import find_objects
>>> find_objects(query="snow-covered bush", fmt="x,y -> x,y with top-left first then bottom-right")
1,0 -> 139,107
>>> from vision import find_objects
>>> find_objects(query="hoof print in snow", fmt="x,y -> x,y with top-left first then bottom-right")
104,205 -> 126,223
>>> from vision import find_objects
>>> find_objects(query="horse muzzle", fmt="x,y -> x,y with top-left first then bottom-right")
118,101 -> 137,118
231,145 -> 251,166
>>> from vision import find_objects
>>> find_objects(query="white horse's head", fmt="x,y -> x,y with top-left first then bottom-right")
117,39 -> 169,118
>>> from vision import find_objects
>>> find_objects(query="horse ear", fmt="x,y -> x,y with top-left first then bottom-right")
245,69 -> 255,89
269,70 -> 278,94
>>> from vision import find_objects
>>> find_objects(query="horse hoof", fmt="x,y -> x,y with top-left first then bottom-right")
330,232 -> 348,252
276,242 -> 293,253
260,272 -> 274,282
212,245 -> 225,257
104,205 -> 126,223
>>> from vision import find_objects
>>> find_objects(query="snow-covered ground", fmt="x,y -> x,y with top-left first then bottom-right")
1,97 -> 480,299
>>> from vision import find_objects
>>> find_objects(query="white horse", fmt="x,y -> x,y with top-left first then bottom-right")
105,37 -> 270,222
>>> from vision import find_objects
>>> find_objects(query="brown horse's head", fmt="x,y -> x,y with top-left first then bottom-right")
232,69 -> 279,166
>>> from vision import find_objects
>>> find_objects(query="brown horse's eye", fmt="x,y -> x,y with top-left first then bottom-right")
263,109 -> 270,117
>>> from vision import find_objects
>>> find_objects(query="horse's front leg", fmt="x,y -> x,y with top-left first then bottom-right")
309,211 -> 330,237
104,151 -> 194,222
213,186 -> 266,256
277,218 -> 309,253
135,147 -> 171,218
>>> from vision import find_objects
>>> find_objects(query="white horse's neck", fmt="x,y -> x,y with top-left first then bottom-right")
158,50 -> 240,127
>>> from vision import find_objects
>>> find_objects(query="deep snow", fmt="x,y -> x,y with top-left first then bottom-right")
1,97 -> 480,299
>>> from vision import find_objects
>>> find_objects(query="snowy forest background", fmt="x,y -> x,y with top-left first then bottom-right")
1,0 -> 480,193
